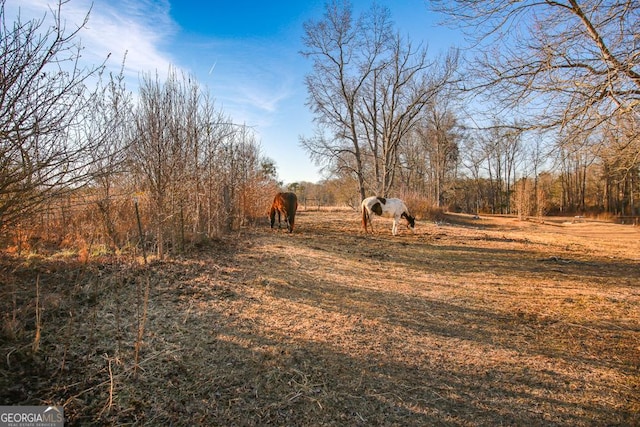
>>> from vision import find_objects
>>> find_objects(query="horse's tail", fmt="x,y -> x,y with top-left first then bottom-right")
269,205 -> 276,229
362,204 -> 369,232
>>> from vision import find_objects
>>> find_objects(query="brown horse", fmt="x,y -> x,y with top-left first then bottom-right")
270,192 -> 298,233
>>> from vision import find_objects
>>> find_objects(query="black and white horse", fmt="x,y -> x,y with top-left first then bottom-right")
361,196 -> 415,235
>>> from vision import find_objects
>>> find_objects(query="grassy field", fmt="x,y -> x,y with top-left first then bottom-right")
1,209 -> 638,425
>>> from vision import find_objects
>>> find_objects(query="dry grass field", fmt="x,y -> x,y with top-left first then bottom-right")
1,209 -> 639,425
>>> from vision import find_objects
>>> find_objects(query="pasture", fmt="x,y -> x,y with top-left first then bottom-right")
1,209 -> 638,425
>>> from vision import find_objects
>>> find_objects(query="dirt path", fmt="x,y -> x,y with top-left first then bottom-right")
1,210 -> 639,425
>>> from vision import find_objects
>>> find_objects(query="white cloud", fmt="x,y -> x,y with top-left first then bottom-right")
240,81 -> 292,113
4,0 -> 178,82
200,39 -> 299,124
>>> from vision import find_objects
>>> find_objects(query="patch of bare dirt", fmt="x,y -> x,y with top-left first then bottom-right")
1,210 -> 639,425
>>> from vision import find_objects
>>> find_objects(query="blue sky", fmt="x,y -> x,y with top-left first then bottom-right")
6,0 -> 461,184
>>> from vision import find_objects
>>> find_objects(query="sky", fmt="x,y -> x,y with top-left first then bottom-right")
5,0 -> 462,184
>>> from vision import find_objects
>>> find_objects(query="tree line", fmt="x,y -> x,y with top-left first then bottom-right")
299,1 -> 639,219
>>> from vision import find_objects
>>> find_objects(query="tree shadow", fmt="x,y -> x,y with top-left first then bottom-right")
2,221 -> 637,426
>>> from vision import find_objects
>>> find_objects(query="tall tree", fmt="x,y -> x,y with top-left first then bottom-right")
359,35 -> 458,196
301,1 -> 458,198
85,60 -> 133,250
420,103 -> 461,207
131,71 -> 173,259
300,1 -> 393,200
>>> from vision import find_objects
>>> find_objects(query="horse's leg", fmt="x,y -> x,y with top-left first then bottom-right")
284,213 -> 290,232
364,210 -> 372,233
288,212 -> 295,233
286,213 -> 294,233
364,214 -> 371,233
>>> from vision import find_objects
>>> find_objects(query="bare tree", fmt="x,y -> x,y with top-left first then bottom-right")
300,1 -> 393,200
432,0 -> 639,134
600,113 -> 640,215
459,132 -> 488,214
557,131 -> 599,213
397,98 -> 462,208
0,0 -> 104,231
301,2 -> 459,198
131,70 -> 181,259
84,60 -> 133,250
358,35 -> 458,196
474,124 -> 523,213
420,104 -> 461,207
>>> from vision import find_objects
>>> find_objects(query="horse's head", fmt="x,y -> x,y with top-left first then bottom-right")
402,212 -> 416,231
